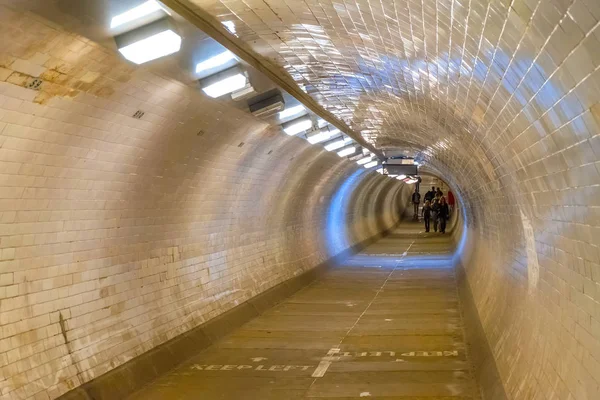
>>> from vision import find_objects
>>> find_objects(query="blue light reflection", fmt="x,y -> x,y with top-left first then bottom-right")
325,168 -> 367,256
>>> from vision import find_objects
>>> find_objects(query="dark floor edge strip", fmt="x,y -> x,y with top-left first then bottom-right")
57,221 -> 401,400
455,261 -> 508,400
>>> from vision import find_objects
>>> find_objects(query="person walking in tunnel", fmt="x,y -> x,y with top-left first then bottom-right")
438,197 -> 450,234
422,200 -> 432,232
411,188 -> 421,220
436,187 -> 443,198
447,190 -> 455,213
424,186 -> 435,203
431,194 -> 441,232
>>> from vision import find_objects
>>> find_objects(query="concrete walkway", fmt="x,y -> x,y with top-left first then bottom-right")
128,222 -> 481,399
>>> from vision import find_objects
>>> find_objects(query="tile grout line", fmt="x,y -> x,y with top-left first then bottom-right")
308,239 -> 416,382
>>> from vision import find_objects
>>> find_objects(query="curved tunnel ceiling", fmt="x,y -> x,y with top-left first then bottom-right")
171,0 -> 599,172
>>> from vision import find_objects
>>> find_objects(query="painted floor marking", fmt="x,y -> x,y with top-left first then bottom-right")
311,361 -> 331,377
311,347 -> 340,377
307,240 -> 415,385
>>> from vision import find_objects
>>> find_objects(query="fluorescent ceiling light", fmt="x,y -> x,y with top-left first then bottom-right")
202,74 -> 247,98
364,160 -> 378,169
118,29 -> 181,64
337,145 -> 356,157
307,127 -> 338,144
324,136 -> 351,151
324,139 -> 346,151
317,118 -> 328,128
356,156 -> 373,165
283,116 -> 313,136
396,174 -> 407,180
111,0 -> 164,28
231,83 -> 256,101
279,105 -> 305,119
376,168 -> 384,174
196,51 -> 237,73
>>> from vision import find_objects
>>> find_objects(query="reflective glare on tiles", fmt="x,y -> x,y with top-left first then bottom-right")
283,116 -> 312,136
356,156 -> 373,165
364,160 -> 379,169
307,128 -> 339,144
110,0 -> 165,28
195,51 -> 237,73
324,137 -> 351,151
279,105 -> 305,120
200,66 -> 248,98
337,145 -> 356,157
116,19 -> 181,65
222,21 -> 236,34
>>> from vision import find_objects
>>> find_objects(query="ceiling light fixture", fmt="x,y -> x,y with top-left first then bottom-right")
337,145 -> 356,158
110,0 -> 165,29
115,19 -> 181,65
356,156 -> 373,165
231,83 -> 256,101
364,160 -> 379,169
324,136 -> 352,152
195,51 -> 237,73
279,105 -> 306,120
200,66 -> 248,98
306,127 -> 338,144
283,116 -> 313,136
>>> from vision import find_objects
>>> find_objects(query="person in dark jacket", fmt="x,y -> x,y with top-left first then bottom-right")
422,200 -> 432,232
431,196 -> 440,232
438,197 -> 450,234
424,186 -> 435,203
411,189 -> 421,220
436,187 -> 443,197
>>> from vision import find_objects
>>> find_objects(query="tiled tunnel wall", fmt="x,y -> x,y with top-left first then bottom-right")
0,8 -> 408,399
183,0 -> 600,398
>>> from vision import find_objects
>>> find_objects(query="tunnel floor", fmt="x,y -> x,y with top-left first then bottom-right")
128,221 -> 481,399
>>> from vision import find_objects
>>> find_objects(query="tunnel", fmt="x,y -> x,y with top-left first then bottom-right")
0,0 -> 599,399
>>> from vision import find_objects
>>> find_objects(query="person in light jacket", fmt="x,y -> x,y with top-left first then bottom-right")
422,200 -> 432,232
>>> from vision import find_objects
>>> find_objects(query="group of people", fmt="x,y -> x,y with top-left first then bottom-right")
411,186 -> 455,234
